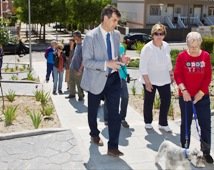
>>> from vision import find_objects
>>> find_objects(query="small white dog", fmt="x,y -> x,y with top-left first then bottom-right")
155,140 -> 205,170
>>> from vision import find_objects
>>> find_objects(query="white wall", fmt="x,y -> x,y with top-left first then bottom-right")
118,2 -> 144,28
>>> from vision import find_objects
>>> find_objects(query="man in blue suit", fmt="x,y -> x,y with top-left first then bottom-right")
81,5 -> 125,157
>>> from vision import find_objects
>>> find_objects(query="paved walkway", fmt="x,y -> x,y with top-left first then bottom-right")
35,56 -> 214,169
0,53 -> 214,169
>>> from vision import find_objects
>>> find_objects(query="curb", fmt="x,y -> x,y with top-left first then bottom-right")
0,80 -> 40,84
0,128 -> 70,141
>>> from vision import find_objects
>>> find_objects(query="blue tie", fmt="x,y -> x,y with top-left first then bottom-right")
106,33 -> 112,73
106,33 -> 112,60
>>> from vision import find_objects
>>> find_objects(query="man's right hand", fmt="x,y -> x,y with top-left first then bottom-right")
106,60 -> 122,70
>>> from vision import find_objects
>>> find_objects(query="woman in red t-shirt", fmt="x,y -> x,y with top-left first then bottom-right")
174,32 -> 213,164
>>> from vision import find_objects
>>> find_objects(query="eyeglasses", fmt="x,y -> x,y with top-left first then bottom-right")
154,32 -> 165,36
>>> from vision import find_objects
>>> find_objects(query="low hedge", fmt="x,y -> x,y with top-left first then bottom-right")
201,37 -> 214,53
127,50 -> 214,68
128,58 -> 139,67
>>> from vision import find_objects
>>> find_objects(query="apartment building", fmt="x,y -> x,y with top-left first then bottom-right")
117,0 -> 214,28
0,0 -> 13,18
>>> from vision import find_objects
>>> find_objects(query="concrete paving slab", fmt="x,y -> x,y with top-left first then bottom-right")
0,130 -> 85,170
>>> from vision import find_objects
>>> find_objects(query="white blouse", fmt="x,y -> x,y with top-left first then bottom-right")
139,41 -> 172,86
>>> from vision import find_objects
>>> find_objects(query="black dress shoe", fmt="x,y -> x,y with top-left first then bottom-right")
58,90 -> 63,94
107,149 -> 124,157
90,136 -> 104,146
204,154 -> 214,163
121,120 -> 129,128
78,97 -> 84,101
52,91 -> 57,95
104,121 -> 108,126
65,95 -> 75,99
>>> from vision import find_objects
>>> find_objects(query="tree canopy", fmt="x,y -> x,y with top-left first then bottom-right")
14,0 -> 111,29
0,22 -> 10,45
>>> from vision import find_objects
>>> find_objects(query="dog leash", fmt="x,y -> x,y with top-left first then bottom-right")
192,102 -> 201,140
184,101 -> 202,157
185,102 -> 189,149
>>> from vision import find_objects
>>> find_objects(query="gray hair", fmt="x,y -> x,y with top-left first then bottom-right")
186,32 -> 202,46
51,40 -> 57,45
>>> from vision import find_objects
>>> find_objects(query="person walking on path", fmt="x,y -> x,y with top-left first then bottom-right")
64,38 -> 75,90
174,31 -> 213,164
45,40 -> 57,82
81,5 -> 128,157
52,43 -> 66,95
66,31 -> 84,101
0,44 -> 4,79
139,23 -> 173,132
104,43 -> 130,128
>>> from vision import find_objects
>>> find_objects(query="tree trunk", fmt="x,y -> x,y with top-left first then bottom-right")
43,24 -> 46,41
39,24 -> 42,39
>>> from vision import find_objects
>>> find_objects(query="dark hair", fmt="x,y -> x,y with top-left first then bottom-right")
73,30 -> 82,38
69,37 -> 75,42
101,5 -> 121,22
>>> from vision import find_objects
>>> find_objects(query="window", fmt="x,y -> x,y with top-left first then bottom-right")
208,7 -> 214,16
176,8 -> 181,14
150,5 -> 160,16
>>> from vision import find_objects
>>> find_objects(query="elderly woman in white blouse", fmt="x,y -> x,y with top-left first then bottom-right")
139,23 -> 173,132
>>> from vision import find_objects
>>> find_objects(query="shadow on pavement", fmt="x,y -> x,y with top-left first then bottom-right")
84,144 -> 133,170
145,129 -> 180,151
101,126 -> 134,147
68,98 -> 88,114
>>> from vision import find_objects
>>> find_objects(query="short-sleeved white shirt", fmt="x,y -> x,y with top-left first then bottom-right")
139,41 -> 172,86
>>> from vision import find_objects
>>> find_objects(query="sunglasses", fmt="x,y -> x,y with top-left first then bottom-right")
154,32 -> 165,36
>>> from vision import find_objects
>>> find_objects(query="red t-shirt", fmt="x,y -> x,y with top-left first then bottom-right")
174,50 -> 212,97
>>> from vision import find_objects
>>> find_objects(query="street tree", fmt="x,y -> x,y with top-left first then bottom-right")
71,0 -> 111,31
0,22 -> 10,45
14,0 -> 58,41
13,0 -> 111,40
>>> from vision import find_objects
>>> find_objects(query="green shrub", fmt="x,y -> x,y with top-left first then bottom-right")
168,102 -> 174,120
4,105 -> 17,126
135,41 -> 145,54
4,64 -> 9,72
34,90 -> 42,101
27,72 -> 35,81
22,64 -> 26,70
141,88 -> 144,97
19,67 -> 25,72
154,95 -> 160,109
15,65 -> 19,71
210,53 -> 214,66
40,91 -> 50,107
11,74 -> 19,80
10,67 -> 14,72
41,105 -> 54,116
29,111 -> 42,129
201,37 -> 214,53
5,90 -> 16,102
170,49 -> 180,66
131,85 -> 136,95
128,58 -> 139,68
